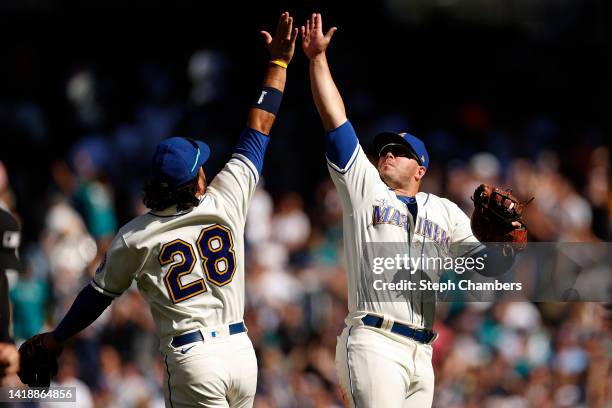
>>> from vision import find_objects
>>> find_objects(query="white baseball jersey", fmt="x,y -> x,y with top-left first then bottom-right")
91,152 -> 259,349
326,121 -> 483,330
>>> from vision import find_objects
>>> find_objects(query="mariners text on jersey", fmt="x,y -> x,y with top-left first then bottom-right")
372,204 -> 451,251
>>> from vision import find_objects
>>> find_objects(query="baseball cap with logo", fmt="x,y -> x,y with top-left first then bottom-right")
151,137 -> 211,188
373,131 -> 429,169
0,208 -> 22,272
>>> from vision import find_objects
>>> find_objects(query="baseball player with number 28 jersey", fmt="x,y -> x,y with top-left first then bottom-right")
301,13 -> 520,408
17,12 -> 298,408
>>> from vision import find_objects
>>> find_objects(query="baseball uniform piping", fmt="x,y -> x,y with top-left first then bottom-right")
420,210 -> 427,328
231,154 -> 259,182
165,354 -> 174,408
326,144 -> 360,174
90,279 -> 122,297
346,326 -> 357,408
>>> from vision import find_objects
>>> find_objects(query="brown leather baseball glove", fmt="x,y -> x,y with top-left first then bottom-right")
471,184 -> 533,255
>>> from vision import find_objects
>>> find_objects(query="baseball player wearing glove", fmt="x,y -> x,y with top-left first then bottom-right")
18,12 -> 297,407
302,13 -> 530,407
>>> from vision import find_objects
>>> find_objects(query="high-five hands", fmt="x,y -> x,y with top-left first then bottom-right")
301,13 -> 337,59
261,12 -> 299,65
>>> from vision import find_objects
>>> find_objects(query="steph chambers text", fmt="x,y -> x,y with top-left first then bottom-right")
373,279 -> 522,292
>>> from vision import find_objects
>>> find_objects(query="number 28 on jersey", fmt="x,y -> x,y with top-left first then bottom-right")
158,224 -> 236,304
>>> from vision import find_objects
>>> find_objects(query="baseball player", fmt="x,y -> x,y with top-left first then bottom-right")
0,207 -> 22,381
17,12 -> 298,408
301,13 -> 523,407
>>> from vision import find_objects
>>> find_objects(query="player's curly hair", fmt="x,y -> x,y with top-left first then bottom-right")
142,175 -> 200,212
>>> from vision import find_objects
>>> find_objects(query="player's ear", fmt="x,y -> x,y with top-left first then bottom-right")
196,167 -> 207,196
415,166 -> 426,181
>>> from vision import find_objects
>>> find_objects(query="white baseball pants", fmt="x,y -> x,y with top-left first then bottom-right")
336,325 -> 435,408
163,332 -> 257,408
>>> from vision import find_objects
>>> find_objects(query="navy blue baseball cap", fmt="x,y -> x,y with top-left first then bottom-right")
151,137 -> 211,187
374,131 -> 429,168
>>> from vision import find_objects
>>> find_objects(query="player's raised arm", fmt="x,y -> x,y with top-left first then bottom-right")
301,13 -> 344,131
247,11 -> 298,135
300,13 -> 379,208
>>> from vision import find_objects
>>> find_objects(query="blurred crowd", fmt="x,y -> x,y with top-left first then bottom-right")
1,116 -> 610,407
1,3 -> 611,407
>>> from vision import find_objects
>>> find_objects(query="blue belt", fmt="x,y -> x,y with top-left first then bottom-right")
361,314 -> 436,344
171,322 -> 246,348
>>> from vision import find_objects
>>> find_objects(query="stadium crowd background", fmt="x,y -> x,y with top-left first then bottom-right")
1,1 -> 610,407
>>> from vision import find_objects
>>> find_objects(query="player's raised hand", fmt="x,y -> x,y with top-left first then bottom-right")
260,12 -> 298,65
301,13 -> 337,59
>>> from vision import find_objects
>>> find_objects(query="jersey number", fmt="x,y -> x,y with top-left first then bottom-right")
159,225 -> 236,304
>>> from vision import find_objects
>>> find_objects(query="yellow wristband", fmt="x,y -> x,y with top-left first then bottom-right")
270,59 -> 288,69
